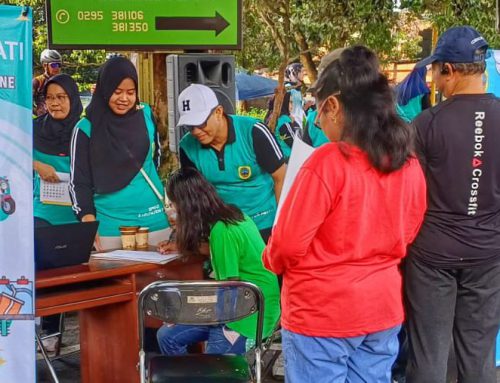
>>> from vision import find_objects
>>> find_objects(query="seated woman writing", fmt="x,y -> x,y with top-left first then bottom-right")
156,168 -> 280,355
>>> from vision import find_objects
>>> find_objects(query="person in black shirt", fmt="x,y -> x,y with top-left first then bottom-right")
405,26 -> 500,383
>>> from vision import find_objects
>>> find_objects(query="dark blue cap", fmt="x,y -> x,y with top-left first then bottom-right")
415,26 -> 488,68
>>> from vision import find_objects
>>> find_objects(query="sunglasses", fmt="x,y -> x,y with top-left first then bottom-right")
182,107 -> 217,132
48,62 -> 62,69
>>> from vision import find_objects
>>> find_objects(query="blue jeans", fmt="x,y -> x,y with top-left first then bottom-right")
156,324 -> 247,356
282,325 -> 401,383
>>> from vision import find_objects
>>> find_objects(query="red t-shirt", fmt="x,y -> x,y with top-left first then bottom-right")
263,143 -> 427,337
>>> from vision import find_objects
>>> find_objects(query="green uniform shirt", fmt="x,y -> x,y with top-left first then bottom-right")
33,150 -> 79,225
75,104 -> 168,236
180,115 -> 280,231
209,215 -> 280,340
305,110 -> 329,148
274,115 -> 295,160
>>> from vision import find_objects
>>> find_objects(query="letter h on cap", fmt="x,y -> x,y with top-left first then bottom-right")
182,100 -> 191,112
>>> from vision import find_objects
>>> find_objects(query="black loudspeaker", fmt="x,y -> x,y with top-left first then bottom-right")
418,28 -> 433,59
167,54 -> 236,153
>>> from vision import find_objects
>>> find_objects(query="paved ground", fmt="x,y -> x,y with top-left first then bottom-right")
37,313 -> 499,383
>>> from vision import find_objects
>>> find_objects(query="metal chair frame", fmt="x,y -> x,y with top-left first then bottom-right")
259,320 -> 282,379
138,280 -> 265,383
35,312 -> 67,383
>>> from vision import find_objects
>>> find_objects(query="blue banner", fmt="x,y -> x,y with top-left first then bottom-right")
486,49 -> 500,97
0,5 -> 35,383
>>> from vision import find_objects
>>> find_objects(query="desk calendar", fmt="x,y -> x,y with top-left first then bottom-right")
40,172 -> 72,206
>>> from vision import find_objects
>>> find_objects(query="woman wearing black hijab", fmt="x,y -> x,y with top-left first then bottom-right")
33,73 -> 82,225
33,74 -> 83,352
70,57 -> 169,250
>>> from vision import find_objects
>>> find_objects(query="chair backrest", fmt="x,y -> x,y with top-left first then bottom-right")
138,280 -> 266,383
138,280 -> 264,344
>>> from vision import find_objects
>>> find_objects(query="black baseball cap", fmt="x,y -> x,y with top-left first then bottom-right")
415,26 -> 488,68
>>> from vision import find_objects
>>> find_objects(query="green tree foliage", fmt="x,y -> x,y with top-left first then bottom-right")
401,0 -> 500,48
3,0 -> 104,91
237,0 -> 419,73
238,0 -> 499,74
236,0 -> 281,71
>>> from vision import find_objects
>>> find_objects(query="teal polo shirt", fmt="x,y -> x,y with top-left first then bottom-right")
304,110 -> 329,148
180,115 -> 284,231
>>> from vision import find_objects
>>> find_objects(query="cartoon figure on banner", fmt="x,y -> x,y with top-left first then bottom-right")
0,276 -> 33,321
0,177 -> 16,221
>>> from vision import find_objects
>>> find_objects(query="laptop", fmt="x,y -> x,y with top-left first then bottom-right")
34,221 -> 99,271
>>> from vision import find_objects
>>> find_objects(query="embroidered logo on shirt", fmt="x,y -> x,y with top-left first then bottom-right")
238,166 -> 252,180
279,133 -> 291,141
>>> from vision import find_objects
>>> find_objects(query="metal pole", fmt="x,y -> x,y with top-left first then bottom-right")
497,0 -> 500,32
430,26 -> 439,105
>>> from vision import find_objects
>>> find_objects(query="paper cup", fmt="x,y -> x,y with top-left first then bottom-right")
120,233 -> 136,250
135,227 -> 149,250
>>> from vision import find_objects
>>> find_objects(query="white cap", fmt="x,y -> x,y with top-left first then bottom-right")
177,84 -> 219,127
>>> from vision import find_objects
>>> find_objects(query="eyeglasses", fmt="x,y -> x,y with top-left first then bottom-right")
314,91 -> 341,127
48,62 -> 62,69
183,107 -> 217,132
45,94 -> 68,104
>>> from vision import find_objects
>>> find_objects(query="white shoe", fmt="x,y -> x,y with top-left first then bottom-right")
41,337 -> 59,353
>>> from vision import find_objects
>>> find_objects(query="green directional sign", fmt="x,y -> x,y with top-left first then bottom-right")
46,0 -> 241,50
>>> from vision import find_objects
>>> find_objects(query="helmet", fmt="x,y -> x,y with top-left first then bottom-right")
40,49 -> 62,64
285,63 -> 304,83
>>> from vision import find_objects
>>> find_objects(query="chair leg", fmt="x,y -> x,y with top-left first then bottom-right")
36,332 -> 60,383
54,313 -> 65,357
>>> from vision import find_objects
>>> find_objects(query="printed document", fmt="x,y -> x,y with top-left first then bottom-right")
274,137 -> 316,225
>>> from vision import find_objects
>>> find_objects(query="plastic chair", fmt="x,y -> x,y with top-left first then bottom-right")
138,280 -> 265,383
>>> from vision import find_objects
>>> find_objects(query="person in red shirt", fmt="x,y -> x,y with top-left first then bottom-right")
263,46 -> 427,383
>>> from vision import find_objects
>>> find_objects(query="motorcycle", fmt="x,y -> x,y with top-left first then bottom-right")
0,177 -> 16,215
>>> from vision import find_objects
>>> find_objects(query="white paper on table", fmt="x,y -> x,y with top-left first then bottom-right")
274,137 -> 316,225
40,172 -> 72,206
91,250 -> 181,265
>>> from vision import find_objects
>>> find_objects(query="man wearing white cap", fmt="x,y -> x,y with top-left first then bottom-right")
177,84 -> 286,241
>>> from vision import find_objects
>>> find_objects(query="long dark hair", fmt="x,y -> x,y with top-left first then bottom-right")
314,45 -> 413,173
166,168 -> 244,253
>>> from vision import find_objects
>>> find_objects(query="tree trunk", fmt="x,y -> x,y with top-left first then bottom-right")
153,53 -> 178,176
295,30 -> 317,84
268,60 -> 287,132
